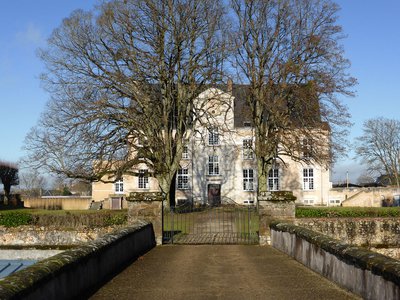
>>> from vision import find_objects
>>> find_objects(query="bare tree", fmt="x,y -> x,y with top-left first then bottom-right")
19,170 -> 46,198
0,161 -> 19,203
356,172 -> 376,186
23,0 -> 228,205
355,118 -> 400,188
230,0 -> 356,192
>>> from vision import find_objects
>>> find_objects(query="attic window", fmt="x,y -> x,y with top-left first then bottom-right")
243,121 -> 251,127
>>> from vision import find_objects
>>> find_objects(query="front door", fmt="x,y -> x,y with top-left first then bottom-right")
207,184 -> 221,206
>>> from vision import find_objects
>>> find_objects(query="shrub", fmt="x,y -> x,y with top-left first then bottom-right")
104,214 -> 127,226
0,212 -> 33,227
296,207 -> 400,218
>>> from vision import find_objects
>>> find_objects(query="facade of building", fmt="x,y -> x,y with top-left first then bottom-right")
92,86 -> 332,207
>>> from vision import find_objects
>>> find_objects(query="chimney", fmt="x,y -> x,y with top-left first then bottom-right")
227,78 -> 233,94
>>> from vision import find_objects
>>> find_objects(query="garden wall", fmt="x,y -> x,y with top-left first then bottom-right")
0,226 -> 120,246
295,218 -> 400,259
23,197 -> 92,210
271,222 -> 400,300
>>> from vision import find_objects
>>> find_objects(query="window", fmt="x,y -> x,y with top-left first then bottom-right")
177,168 -> 189,189
302,138 -> 313,159
268,168 -> 279,191
208,155 -> 219,175
303,168 -> 314,190
138,169 -> 149,189
208,127 -> 219,145
243,121 -> 251,127
243,169 -> 254,191
303,198 -> 314,205
243,139 -> 253,160
182,146 -> 189,159
115,179 -> 124,193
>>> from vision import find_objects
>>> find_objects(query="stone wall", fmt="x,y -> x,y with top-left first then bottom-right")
23,197 -> 92,210
258,191 -> 296,245
127,192 -> 163,245
0,223 -> 156,299
0,226 -> 121,246
329,186 -> 400,207
295,218 -> 400,259
295,218 -> 400,247
271,222 -> 400,300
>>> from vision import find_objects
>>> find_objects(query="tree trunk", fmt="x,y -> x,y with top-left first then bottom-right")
3,183 -> 11,205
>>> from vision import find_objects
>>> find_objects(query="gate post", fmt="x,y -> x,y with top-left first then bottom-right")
126,192 -> 164,245
258,191 -> 296,246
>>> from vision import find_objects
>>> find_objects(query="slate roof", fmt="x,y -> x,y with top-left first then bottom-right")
227,84 -> 329,130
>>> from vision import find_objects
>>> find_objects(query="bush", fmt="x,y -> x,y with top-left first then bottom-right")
0,209 -> 128,228
296,207 -> 400,218
0,212 -> 33,227
104,214 -> 127,226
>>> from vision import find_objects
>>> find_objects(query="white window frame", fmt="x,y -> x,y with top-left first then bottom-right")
138,169 -> 149,189
303,168 -> 314,190
303,198 -> 315,205
208,155 -> 219,175
115,179 -> 124,194
242,139 -> 254,160
182,145 -> 189,159
208,127 -> 219,146
243,169 -> 254,191
177,168 -> 189,190
268,168 -> 279,191
302,138 -> 313,159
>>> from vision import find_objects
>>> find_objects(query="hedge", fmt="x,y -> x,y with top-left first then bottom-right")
296,206 -> 400,218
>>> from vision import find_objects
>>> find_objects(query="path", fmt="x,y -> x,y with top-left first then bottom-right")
90,245 -> 360,300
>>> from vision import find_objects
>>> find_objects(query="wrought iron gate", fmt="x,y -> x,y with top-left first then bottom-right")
163,203 -> 259,244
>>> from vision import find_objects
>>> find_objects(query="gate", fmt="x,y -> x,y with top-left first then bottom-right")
163,203 -> 259,244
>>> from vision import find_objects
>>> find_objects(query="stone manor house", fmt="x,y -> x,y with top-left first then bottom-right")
92,84 -> 333,209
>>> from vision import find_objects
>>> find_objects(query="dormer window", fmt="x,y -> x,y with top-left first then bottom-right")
243,139 -> 254,160
208,127 -> 219,146
182,145 -> 189,159
302,138 -> 313,159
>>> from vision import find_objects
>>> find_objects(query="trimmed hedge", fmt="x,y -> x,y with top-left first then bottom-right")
296,206 -> 400,218
0,210 -> 128,228
0,212 -> 33,227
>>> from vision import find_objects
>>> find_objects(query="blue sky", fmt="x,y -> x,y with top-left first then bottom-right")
0,0 -> 399,183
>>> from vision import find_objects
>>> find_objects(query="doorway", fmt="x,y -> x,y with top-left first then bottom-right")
207,184 -> 221,206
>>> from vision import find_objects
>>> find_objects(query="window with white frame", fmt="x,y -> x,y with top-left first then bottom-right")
243,169 -> 254,191
303,168 -> 314,190
208,155 -> 219,175
268,168 -> 279,191
208,127 -> 219,146
115,179 -> 124,193
177,168 -> 189,189
302,138 -> 313,159
138,169 -> 149,189
182,145 -> 189,159
242,139 -> 253,160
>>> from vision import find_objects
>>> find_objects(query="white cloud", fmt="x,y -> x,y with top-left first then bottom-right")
15,23 -> 44,45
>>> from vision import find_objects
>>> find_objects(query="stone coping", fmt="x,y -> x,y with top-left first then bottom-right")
258,191 -> 297,202
270,221 -> 400,286
0,221 -> 155,299
126,192 -> 164,202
